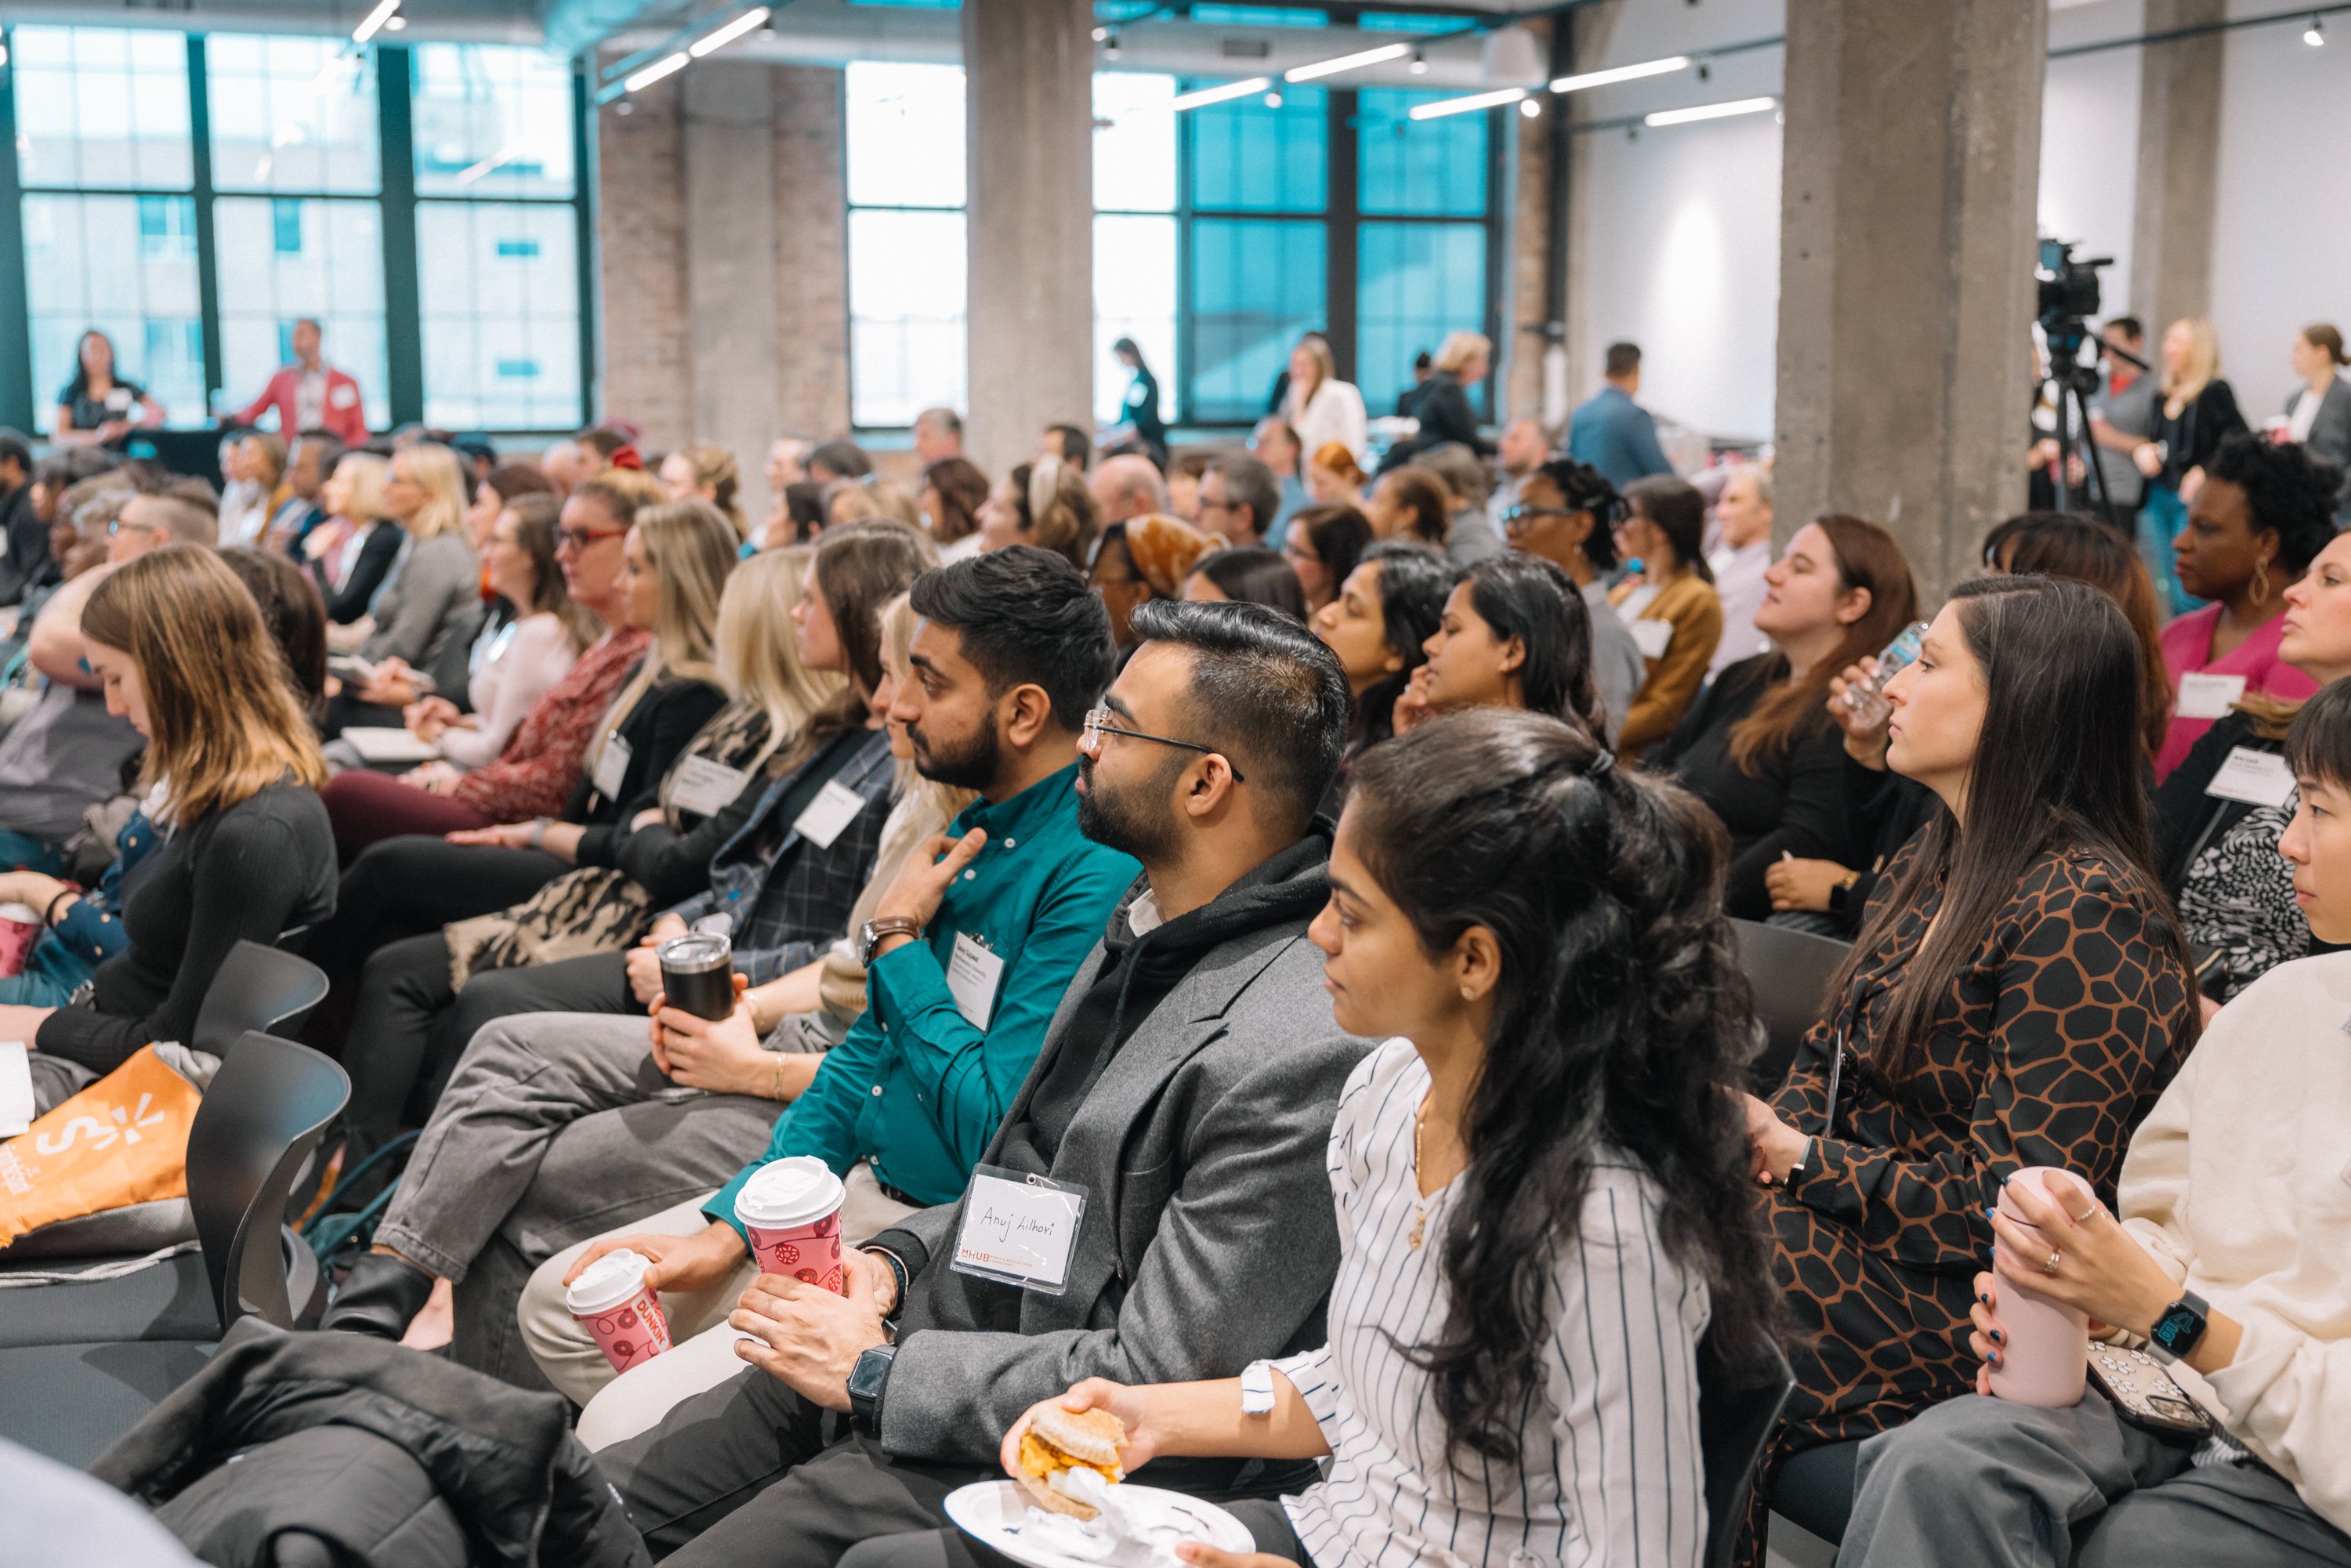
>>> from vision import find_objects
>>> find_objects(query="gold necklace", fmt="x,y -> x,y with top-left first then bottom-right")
1410,1098 -> 1429,1250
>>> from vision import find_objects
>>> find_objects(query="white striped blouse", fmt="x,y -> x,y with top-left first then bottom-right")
1268,1037 -> 1711,1568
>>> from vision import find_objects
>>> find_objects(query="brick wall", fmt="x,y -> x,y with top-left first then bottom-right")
594,63 -> 852,454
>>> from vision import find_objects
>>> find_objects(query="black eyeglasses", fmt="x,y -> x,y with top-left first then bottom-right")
1498,503 -> 1580,532
1081,705 -> 1245,782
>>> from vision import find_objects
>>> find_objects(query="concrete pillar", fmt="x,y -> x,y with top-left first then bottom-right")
771,66 -> 850,448
684,62 -> 781,529
1772,0 -> 2047,602
2128,0 -> 2224,334
962,0 -> 1094,480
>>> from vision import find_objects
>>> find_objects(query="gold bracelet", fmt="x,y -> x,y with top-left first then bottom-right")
772,1053 -> 784,1102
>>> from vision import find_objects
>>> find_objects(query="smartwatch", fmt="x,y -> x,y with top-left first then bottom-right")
2147,1290 -> 2210,1365
859,916 -> 923,968
848,1342 -> 897,1435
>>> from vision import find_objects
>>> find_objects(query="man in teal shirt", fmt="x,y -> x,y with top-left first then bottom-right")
562,549 -> 1137,1341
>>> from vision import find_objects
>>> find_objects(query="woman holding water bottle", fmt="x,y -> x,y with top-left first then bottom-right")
1649,515 -> 1916,922
1838,679 -> 2351,1568
1733,575 -> 2198,1562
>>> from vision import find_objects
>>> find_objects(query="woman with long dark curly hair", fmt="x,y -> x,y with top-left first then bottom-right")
995,708 -> 1783,1568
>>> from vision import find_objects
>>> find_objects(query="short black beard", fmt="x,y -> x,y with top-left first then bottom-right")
1075,751 -> 1185,864
911,711 -> 1004,792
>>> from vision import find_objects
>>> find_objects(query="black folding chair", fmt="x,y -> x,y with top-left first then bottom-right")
1729,918 -> 1850,1092
190,940 -> 331,1056
1771,1437 -> 1865,1549
1699,1335 -> 1795,1568
0,1031 -> 350,1465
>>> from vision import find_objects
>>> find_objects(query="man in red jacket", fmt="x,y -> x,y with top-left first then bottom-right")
232,317 -> 368,444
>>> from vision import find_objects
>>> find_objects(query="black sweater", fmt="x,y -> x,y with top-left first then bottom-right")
1652,654 -> 1857,920
38,780 -> 336,1075
561,675 -> 728,829
2154,380 -> 2247,487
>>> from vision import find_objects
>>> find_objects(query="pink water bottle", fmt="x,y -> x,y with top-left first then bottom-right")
1988,1166 -> 2096,1407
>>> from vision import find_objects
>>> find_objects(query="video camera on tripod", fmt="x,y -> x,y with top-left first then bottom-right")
2034,238 -> 2141,515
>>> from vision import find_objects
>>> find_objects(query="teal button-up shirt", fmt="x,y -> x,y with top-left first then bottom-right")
708,762 -> 1139,1229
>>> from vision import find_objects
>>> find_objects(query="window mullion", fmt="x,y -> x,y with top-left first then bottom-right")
0,29 -> 34,432
187,34 -> 225,415
376,43 -> 423,429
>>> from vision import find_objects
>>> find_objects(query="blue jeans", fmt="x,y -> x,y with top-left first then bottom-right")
2139,484 -> 2205,617
0,933 -> 96,1007
0,830 -> 66,876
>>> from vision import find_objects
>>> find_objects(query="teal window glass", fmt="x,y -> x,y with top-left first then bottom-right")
1359,88 -> 1488,217
1358,13 -> 1465,33
1190,217 -> 1324,423
410,43 -> 575,199
1189,82 -> 1326,214
416,201 -> 581,429
1190,5 -> 1328,26
206,34 -> 381,194
24,194 -> 204,429
1356,220 -> 1485,418
13,26 -> 193,191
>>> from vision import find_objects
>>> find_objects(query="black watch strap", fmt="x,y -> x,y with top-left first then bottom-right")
2148,1289 -> 2211,1364
848,1342 -> 897,1435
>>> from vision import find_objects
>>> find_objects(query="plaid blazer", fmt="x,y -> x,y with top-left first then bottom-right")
663,726 -> 897,985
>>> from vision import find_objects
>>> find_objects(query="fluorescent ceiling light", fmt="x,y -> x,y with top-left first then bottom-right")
352,0 -> 401,44
1550,55 -> 1690,94
1172,76 -> 1273,110
625,52 -> 690,92
1644,96 -> 1777,127
690,6 -> 770,58
1284,42 -> 1412,83
1408,87 -> 1526,120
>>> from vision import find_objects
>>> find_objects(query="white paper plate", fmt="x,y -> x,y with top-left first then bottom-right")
942,1480 -> 1253,1568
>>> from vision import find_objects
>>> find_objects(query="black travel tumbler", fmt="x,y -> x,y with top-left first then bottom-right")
657,932 -> 736,1020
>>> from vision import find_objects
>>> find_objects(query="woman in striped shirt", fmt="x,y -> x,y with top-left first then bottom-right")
1000,708 -> 1780,1568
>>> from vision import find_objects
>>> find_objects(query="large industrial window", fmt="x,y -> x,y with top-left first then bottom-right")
843,61 -> 969,429
0,24 -> 592,436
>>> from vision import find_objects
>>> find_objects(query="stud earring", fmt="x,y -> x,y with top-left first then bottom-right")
1461,986 -> 1474,1000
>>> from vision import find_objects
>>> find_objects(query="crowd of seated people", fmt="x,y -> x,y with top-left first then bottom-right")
6,369 -> 2351,1568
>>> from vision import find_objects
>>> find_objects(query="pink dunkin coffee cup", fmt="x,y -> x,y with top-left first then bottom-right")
1988,1166 -> 2098,1407
566,1248 -> 674,1374
734,1155 -> 847,1295
0,902 -> 42,979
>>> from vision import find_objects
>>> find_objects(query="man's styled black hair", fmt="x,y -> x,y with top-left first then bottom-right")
1128,596 -> 1351,834
909,545 -> 1116,731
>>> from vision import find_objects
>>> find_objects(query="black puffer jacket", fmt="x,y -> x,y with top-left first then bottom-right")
92,1320 -> 649,1568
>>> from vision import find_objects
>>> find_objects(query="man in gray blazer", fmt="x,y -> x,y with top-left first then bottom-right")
595,600 -> 1376,1565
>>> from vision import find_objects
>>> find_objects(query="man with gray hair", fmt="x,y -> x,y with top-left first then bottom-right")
1705,464 -> 1774,678
912,408 -> 962,468
1089,453 -> 1167,526
1199,454 -> 1280,549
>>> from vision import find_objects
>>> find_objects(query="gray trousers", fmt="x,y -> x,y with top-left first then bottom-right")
368,1010 -> 779,1390
1842,1392 -> 2351,1567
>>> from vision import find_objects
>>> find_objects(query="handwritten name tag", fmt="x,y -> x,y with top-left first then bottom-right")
946,931 -> 1005,1029
2204,746 -> 2297,809
792,778 -> 868,849
2174,672 -> 2248,721
950,1168 -> 1089,1294
591,733 -> 632,800
668,755 -> 750,818
1628,617 -> 1673,661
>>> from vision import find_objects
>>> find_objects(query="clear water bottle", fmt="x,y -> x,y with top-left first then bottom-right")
1840,621 -> 1931,730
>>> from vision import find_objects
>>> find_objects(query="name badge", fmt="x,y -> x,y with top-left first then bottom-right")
951,1165 -> 1089,1295
1628,617 -> 1673,661
668,755 -> 749,818
330,383 -> 358,410
792,779 -> 868,849
2174,672 -> 2248,721
591,733 -> 632,800
104,387 -> 132,413
946,930 -> 1005,1028
2204,746 -> 2297,809
0,1041 -> 34,1139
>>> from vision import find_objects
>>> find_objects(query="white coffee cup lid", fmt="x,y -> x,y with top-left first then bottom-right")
734,1155 -> 846,1230
566,1247 -> 652,1316
0,903 -> 39,925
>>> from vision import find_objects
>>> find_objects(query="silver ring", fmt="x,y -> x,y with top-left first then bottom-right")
2042,1249 -> 2061,1276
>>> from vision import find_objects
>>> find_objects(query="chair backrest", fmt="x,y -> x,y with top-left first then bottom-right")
1697,1334 -> 1794,1568
1730,918 -> 1850,1091
184,1031 -> 350,1333
190,940 -> 330,1057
